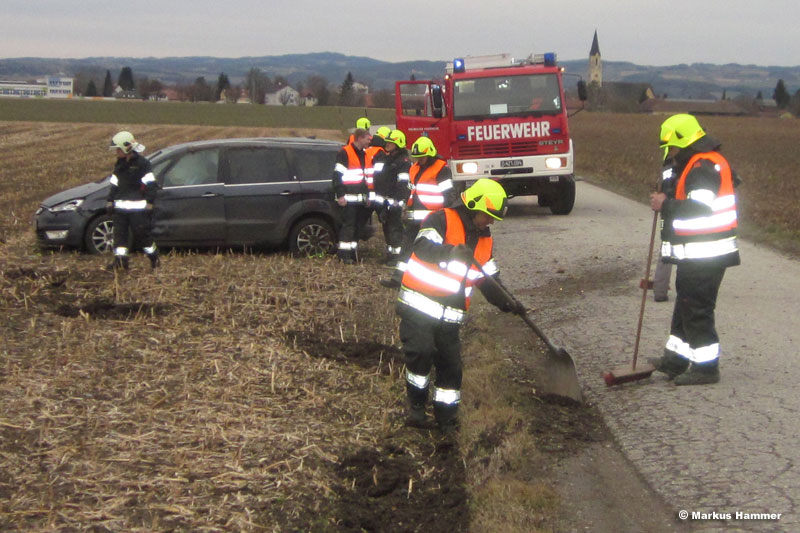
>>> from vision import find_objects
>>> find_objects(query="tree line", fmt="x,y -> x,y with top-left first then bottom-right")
74,66 -> 395,107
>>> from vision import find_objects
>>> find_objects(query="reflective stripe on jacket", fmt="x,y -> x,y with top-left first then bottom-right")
662,151 -> 739,262
399,208 -> 494,323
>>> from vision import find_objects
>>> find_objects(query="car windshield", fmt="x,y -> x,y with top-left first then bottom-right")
453,73 -> 562,120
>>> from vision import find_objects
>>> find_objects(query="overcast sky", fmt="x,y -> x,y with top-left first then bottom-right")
2,0 -> 798,67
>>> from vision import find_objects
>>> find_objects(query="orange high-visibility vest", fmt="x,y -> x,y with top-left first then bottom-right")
662,151 -> 738,261
399,208 -> 493,323
408,158 -> 448,211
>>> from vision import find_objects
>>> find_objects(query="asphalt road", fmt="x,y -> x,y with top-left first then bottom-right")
492,180 -> 797,532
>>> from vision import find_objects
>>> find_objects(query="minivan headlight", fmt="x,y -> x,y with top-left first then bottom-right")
50,199 -> 84,212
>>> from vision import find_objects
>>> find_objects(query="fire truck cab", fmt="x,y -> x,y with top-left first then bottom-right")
395,53 -> 586,215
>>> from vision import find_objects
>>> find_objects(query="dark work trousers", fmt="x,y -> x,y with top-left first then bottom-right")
399,306 -> 462,425
337,204 -> 371,261
390,220 -> 421,282
669,262 -> 726,357
112,210 -> 155,256
653,252 -> 674,300
381,207 -> 404,258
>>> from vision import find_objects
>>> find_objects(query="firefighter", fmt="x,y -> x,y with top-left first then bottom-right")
380,136 -> 457,287
366,126 -> 391,207
396,178 -> 523,432
647,114 -> 741,385
373,129 -> 411,265
332,128 -> 372,264
105,131 -> 159,271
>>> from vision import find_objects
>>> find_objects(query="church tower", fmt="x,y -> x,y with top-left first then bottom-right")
589,30 -> 602,87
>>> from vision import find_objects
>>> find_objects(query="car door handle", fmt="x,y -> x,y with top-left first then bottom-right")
280,190 -> 294,196
202,192 -> 221,197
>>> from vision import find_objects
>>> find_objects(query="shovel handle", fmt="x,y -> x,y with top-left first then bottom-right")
471,259 -> 563,356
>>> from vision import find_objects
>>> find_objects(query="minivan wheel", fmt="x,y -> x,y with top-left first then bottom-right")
84,215 -> 115,254
289,217 -> 336,257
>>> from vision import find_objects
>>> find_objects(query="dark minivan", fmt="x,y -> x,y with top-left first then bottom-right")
35,137 -> 352,256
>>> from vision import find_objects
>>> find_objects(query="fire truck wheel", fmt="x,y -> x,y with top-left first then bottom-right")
537,194 -> 552,207
549,177 -> 576,215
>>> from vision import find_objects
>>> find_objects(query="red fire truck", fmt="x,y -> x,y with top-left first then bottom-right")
395,53 -> 586,215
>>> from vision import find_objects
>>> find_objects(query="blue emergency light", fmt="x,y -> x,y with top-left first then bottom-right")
543,53 -> 556,67
453,58 -> 465,73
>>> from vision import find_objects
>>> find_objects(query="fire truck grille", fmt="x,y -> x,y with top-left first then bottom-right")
455,140 -> 540,158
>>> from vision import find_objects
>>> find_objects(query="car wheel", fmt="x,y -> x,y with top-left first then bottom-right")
549,176 -> 576,215
289,217 -> 336,257
84,215 -> 114,254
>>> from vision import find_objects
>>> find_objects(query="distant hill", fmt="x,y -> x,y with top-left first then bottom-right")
1,53 -> 798,99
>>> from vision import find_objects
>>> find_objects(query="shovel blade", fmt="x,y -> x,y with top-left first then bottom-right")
543,348 -> 583,404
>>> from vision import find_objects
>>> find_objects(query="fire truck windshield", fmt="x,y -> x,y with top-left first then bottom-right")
453,73 -> 562,120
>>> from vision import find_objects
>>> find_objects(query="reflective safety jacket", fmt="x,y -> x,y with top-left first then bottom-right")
660,150 -> 740,266
398,207 -> 499,324
406,158 -> 455,222
108,153 -> 157,211
373,148 -> 411,207
332,143 -> 368,204
365,145 -> 385,203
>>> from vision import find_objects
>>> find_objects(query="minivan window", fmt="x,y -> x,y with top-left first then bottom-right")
293,149 -> 337,182
227,147 -> 291,185
160,149 -> 220,187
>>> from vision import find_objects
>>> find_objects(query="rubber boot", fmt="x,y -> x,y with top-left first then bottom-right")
106,256 -> 129,271
674,360 -> 720,386
433,402 -> 459,434
405,384 -> 429,427
147,252 -> 160,270
648,351 -> 690,380
337,249 -> 355,265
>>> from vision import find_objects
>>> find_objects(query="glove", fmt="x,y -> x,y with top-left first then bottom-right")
450,244 -> 473,264
105,201 -> 114,215
500,299 -> 526,315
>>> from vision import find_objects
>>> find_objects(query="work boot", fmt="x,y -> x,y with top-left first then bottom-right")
648,351 -> 690,380
674,361 -> 720,386
106,256 -> 129,271
147,252 -> 160,270
380,277 -> 401,288
406,402 -> 428,427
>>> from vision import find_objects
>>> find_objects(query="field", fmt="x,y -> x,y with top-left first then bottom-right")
1,103 -> 799,531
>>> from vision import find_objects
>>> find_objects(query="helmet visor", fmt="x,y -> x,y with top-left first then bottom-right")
485,196 -> 508,220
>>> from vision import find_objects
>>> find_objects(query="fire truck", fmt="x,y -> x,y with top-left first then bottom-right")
395,53 -> 587,215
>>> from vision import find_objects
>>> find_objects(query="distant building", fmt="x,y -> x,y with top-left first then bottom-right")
0,77 -> 73,98
265,85 -> 300,106
640,98 -> 747,116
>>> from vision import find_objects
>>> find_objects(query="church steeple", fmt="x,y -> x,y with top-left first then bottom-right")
589,30 -> 602,87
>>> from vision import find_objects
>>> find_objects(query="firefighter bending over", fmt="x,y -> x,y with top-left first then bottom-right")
395,179 -> 523,432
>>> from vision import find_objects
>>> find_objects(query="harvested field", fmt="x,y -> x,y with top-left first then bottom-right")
2,122 -> 590,532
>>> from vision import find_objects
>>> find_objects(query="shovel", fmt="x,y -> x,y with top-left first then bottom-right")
474,260 -> 583,403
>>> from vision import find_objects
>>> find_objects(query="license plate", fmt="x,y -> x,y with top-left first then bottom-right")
500,159 -> 523,168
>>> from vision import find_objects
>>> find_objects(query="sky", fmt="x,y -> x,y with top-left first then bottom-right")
2,0 -> 798,67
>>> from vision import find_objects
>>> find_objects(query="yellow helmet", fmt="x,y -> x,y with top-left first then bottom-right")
659,114 -> 705,160
385,129 -> 406,149
410,136 -> 437,158
356,117 -> 371,130
375,126 -> 391,139
109,131 -> 141,154
461,178 -> 508,220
